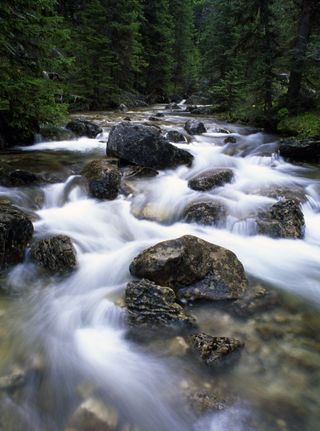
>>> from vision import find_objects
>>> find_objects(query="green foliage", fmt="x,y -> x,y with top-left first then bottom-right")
278,112 -> 320,138
140,0 -> 175,97
0,0 -> 69,134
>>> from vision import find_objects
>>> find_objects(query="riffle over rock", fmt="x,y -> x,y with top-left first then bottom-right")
82,159 -> 121,200
183,201 -> 226,226
191,333 -> 244,368
66,119 -> 102,138
130,235 -> 248,302
0,204 -> 34,270
188,168 -> 234,192
125,279 -> 196,331
30,235 -> 77,274
107,122 -> 193,169
256,199 -> 305,239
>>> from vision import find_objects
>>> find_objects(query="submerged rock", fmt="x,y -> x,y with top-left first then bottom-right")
256,199 -> 305,239
188,168 -> 234,192
125,279 -> 196,331
107,122 -> 193,169
66,397 -> 118,431
0,204 -> 34,270
66,119 -> 102,138
82,159 -> 121,200
183,201 -> 226,226
166,130 -> 187,143
228,285 -> 281,318
191,333 -> 244,368
184,120 -> 206,135
30,235 -> 77,274
279,138 -> 320,163
130,235 -> 248,302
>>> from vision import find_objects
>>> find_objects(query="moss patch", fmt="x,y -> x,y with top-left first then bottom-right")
277,112 -> 320,138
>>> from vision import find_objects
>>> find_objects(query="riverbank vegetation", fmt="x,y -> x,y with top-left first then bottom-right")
0,0 -> 319,145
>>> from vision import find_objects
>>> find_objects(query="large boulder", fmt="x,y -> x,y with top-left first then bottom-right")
66,398 -> 118,431
184,120 -> 206,135
30,235 -> 77,274
256,199 -> 305,239
279,138 -> 320,163
66,119 -> 102,138
130,235 -> 248,302
0,204 -> 34,270
107,122 -> 193,169
82,159 -> 121,200
188,168 -> 234,192
125,279 -> 196,331
191,333 -> 244,368
183,201 -> 226,226
166,130 -> 187,143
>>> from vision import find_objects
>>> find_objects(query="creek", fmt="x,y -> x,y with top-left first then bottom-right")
0,105 -> 319,431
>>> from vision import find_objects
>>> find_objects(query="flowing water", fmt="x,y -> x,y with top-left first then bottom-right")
0,106 -> 320,430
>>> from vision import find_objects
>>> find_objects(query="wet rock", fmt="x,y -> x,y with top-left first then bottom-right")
224,136 -> 237,144
191,333 -> 244,368
66,397 -> 118,431
82,159 -> 121,200
30,235 -> 77,274
130,235 -> 248,302
155,112 -> 165,117
122,165 -> 158,179
66,119 -> 102,138
125,279 -> 196,331
0,164 -> 40,187
188,168 -> 234,192
166,130 -> 187,143
40,125 -> 75,142
0,204 -> 34,270
107,122 -> 193,170
123,117 -> 131,121
252,186 -> 307,204
119,103 -> 128,113
184,120 -> 206,135
148,116 -> 161,122
279,137 -> 320,163
256,199 -> 305,239
214,127 -> 231,134
165,102 -> 181,110
229,285 -> 281,318
183,201 -> 226,226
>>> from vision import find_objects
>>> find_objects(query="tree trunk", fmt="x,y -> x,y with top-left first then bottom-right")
287,0 -> 313,112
